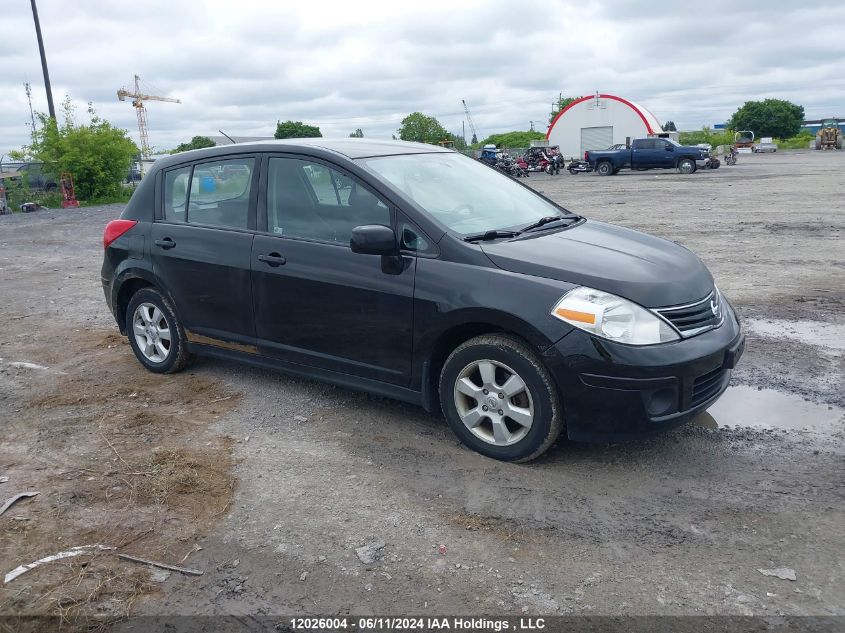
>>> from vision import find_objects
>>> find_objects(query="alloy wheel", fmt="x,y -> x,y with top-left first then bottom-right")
132,302 -> 172,363
453,359 -> 534,446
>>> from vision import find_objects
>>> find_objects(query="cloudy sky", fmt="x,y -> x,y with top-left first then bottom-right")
2,0 -> 844,156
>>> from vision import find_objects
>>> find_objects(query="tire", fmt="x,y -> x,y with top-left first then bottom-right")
569,167 -> 578,175
678,158 -> 696,174
125,287 -> 194,374
709,158 -> 720,169
439,334 -> 563,463
595,161 -> 613,176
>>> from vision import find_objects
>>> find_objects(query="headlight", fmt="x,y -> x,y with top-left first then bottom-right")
551,286 -> 680,345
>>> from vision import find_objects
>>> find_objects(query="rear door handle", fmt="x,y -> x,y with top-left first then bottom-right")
155,238 -> 176,250
257,252 -> 286,266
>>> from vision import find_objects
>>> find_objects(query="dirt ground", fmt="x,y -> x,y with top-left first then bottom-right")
1,149 -> 843,627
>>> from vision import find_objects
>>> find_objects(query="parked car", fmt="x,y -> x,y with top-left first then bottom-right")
127,163 -> 142,183
102,139 -> 744,462
5,162 -> 58,191
586,138 -> 709,175
753,143 -> 778,153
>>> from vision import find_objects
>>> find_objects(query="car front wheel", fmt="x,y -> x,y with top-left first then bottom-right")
595,161 -> 613,176
439,334 -> 563,462
678,158 -> 696,174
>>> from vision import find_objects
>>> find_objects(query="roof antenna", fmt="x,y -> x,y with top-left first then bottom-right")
218,129 -> 236,145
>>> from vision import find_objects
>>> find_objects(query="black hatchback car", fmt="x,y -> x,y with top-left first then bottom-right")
102,139 -> 744,462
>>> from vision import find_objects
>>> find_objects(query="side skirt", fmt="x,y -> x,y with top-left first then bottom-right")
186,343 -> 425,408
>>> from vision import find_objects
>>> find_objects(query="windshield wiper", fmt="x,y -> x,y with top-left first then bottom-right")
463,229 -> 521,242
519,214 -> 580,233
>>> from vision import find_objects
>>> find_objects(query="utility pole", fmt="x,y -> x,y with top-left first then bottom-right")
530,120 -> 535,132
24,82 -> 37,135
29,0 -> 55,120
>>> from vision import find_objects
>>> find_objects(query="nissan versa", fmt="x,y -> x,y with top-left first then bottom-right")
101,139 -> 745,462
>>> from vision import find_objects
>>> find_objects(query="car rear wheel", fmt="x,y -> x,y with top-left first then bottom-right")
678,158 -> 696,174
439,334 -> 563,462
595,161 -> 613,176
126,287 -> 193,374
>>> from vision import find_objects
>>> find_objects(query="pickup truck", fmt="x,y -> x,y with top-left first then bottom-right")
585,138 -> 709,175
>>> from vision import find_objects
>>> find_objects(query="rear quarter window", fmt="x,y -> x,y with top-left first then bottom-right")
163,166 -> 190,222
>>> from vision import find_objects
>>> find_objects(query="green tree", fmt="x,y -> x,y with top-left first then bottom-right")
274,120 -> 322,139
349,128 -> 364,138
728,99 -> 804,139
172,135 -> 216,153
662,121 -> 677,132
549,94 -> 578,123
398,112 -> 452,145
20,97 -> 137,200
480,130 -> 546,148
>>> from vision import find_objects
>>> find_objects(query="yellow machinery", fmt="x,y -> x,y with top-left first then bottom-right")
117,75 -> 180,161
814,119 -> 842,150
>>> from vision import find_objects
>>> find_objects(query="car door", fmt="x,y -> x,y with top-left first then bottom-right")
151,156 -> 258,349
656,140 -> 676,167
631,139 -> 655,167
251,155 -> 415,385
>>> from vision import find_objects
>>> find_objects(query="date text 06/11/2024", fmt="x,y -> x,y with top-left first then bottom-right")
289,617 -> 547,631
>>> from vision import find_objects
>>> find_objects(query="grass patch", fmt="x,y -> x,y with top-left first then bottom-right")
2,183 -> 135,212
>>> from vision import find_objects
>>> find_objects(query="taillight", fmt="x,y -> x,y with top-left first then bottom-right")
584,151 -> 589,161
103,219 -> 138,249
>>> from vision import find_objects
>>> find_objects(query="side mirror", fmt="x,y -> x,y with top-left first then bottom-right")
350,225 -> 397,255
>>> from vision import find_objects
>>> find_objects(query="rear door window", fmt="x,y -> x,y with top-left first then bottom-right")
187,158 -> 255,229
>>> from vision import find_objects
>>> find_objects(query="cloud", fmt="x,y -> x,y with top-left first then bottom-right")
1,0 -> 843,156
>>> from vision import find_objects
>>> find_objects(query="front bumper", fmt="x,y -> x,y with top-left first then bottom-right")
542,306 -> 744,442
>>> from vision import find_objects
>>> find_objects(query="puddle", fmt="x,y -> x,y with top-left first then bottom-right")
694,386 -> 844,434
745,318 -> 845,352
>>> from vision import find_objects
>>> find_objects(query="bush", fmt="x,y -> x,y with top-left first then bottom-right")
775,131 -> 814,149
479,130 -> 546,149
15,97 -> 138,200
679,127 -> 736,147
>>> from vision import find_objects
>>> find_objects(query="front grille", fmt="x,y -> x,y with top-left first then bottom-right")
691,366 -> 727,407
655,291 -> 723,337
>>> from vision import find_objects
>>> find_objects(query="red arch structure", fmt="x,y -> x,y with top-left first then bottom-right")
546,94 -> 657,139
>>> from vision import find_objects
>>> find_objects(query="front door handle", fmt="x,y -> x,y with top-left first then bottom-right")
154,238 -> 176,250
257,252 -> 286,266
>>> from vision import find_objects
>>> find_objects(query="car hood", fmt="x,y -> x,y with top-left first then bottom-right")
480,220 -> 714,307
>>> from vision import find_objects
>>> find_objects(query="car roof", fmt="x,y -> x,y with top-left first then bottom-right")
152,138 -> 453,171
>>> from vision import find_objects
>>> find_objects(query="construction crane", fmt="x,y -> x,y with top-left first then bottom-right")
462,99 -> 479,144
117,75 -> 180,160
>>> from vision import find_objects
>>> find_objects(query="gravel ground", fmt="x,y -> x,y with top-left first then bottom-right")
0,149 -> 843,624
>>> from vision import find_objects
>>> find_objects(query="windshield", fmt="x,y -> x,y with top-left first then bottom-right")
360,152 -> 570,235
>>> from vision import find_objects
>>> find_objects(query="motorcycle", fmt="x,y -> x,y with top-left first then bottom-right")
523,146 -> 562,175
495,153 -> 528,178
567,160 -> 593,174
724,147 -> 738,166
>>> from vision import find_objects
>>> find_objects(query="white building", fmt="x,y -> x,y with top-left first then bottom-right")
547,93 -> 665,158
